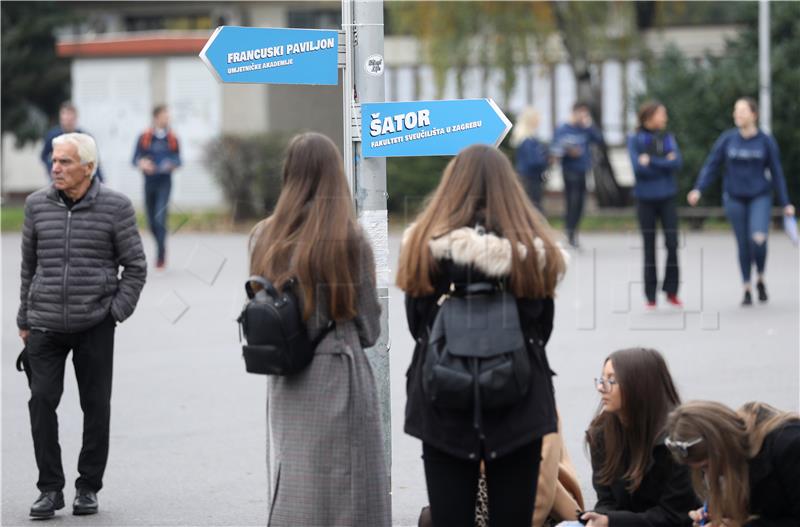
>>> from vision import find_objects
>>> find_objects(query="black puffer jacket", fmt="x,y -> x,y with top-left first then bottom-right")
17,179 -> 147,332
403,224 -> 564,461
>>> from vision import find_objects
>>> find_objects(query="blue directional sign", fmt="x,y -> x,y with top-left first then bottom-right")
200,26 -> 339,85
361,99 -> 512,158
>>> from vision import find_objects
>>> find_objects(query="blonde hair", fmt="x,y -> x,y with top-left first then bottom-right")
510,107 -> 541,147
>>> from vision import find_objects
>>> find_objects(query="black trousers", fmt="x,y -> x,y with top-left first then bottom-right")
523,175 -> 544,211
27,314 -> 116,492
423,439 -> 543,527
636,197 -> 680,302
563,171 -> 586,242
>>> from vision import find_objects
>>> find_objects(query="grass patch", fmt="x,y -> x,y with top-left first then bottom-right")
3,205 -> 732,234
2,206 -> 256,233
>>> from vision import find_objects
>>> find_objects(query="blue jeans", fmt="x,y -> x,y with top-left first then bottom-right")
144,174 -> 172,264
723,192 -> 772,283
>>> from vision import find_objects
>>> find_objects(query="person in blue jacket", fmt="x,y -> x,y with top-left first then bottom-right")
41,102 -> 104,182
687,97 -> 795,306
132,105 -> 181,270
628,101 -> 683,309
512,107 -> 550,210
553,101 -> 604,248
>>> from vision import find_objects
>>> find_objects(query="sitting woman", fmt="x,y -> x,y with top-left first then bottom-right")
665,400 -> 800,526
582,348 -> 700,527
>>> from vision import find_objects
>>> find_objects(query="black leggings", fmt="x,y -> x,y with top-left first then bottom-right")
423,439 -> 543,527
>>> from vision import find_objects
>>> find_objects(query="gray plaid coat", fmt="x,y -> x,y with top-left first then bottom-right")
264,232 -> 390,527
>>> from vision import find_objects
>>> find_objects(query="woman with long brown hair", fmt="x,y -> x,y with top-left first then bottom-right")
249,132 -> 389,526
582,348 -> 699,527
398,144 -> 567,526
665,401 -> 800,526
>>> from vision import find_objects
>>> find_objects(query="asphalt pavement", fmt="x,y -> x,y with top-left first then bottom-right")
3,226 -> 798,526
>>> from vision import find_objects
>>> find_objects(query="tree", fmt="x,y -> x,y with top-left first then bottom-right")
387,2 -> 555,106
1,2 -> 73,146
640,2 -> 800,206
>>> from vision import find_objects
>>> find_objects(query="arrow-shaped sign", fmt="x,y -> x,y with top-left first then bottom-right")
361,99 -> 512,158
200,26 -> 339,85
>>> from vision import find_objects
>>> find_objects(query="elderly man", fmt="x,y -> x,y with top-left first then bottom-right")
18,133 -> 146,518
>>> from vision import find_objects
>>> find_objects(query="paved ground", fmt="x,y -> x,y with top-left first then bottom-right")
3,226 -> 798,526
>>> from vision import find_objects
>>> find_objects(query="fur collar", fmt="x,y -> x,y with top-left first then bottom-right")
403,224 -> 569,279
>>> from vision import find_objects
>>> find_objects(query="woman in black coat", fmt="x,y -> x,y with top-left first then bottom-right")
582,348 -> 700,527
666,401 -> 800,526
397,145 -> 568,527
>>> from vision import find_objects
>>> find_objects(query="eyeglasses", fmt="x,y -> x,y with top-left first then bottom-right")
665,436 -> 704,458
594,377 -> 618,393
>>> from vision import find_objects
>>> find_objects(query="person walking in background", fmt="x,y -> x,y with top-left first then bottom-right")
553,101 -> 604,248
665,401 -> 800,526
687,97 -> 795,306
18,133 -> 146,518
512,107 -> 550,210
581,348 -> 700,527
398,145 -> 568,527
41,101 -> 104,182
132,104 -> 181,270
249,133 -> 390,526
628,101 -> 683,309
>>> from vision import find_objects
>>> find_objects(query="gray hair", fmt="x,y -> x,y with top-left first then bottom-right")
52,132 -> 98,178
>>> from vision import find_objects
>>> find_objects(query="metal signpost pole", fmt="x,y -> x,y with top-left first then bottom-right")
759,0 -> 771,133
344,0 -> 392,485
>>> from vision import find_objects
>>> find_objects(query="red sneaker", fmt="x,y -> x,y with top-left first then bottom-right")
645,301 -> 657,310
155,259 -> 166,270
666,294 -> 683,308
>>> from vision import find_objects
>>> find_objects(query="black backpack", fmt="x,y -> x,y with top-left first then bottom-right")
422,283 -> 531,412
237,276 -> 333,375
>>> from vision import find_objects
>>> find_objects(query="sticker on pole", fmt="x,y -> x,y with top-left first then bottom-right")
361,99 -> 512,157
199,26 -> 339,85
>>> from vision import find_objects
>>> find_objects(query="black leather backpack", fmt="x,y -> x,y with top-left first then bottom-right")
422,283 -> 531,414
237,276 -> 333,375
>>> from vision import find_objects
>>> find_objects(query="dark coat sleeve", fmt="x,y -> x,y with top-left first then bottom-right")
353,235 -> 382,348
745,427 -> 800,527
17,197 -> 37,329
110,196 -> 147,322
589,441 -> 621,512
604,453 -> 697,527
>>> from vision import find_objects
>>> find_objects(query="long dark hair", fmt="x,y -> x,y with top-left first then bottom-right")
586,348 -> 681,492
249,132 -> 362,321
396,144 -> 566,298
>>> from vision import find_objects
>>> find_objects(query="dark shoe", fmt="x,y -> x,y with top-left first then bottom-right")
30,490 -> 64,518
73,488 -> 98,515
757,281 -> 768,302
742,290 -> 753,306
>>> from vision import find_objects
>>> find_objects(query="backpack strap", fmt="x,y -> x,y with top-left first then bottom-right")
245,275 -> 278,299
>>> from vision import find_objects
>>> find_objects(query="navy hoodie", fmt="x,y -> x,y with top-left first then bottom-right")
515,137 -> 549,182
628,129 -> 682,200
694,129 -> 790,206
553,122 -> 604,174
